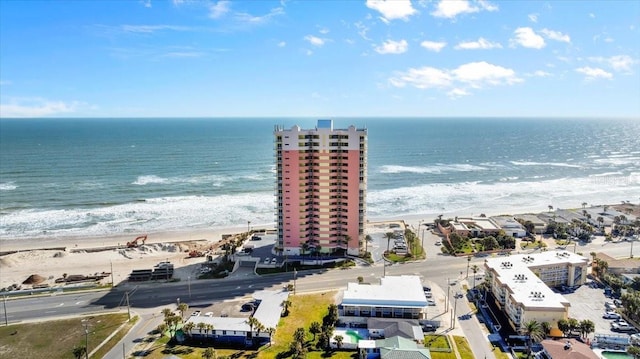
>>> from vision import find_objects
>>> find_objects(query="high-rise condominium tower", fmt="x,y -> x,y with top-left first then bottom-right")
274,120 -> 367,256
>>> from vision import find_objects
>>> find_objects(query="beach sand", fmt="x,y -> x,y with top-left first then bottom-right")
1,202 -> 636,291
0,227 -> 253,290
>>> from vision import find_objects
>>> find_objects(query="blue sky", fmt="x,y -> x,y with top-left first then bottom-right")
0,0 -> 638,118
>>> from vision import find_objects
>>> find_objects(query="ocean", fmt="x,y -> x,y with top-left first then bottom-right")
1,118 -> 639,240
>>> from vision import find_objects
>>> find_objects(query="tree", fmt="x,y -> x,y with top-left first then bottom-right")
582,202 -> 587,209
327,304 -> 339,327
177,302 -> 189,319
483,236 -> 499,251
471,265 -> 480,288
357,276 -> 364,283
310,321 -> 322,340
628,345 -> 640,359
266,327 -> 275,346
548,205 -> 553,213
364,234 -> 372,254
384,232 -> 394,253
202,347 -> 216,359
197,322 -> 207,334
161,308 -> 174,318
281,299 -> 292,316
183,322 -> 195,337
205,324 -> 214,337
579,319 -> 595,339
558,319 -> 570,337
520,320 -> 544,358
72,345 -> 87,359
567,318 -> 579,335
293,327 -> 306,343
541,322 -> 551,338
246,316 -> 259,337
334,335 -> 344,349
156,323 -> 168,336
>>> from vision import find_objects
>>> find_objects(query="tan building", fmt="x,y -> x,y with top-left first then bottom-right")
484,251 -> 589,331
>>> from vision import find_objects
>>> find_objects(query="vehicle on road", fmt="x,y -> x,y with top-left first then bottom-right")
191,311 -> 201,317
204,312 -> 213,317
427,299 -> 436,306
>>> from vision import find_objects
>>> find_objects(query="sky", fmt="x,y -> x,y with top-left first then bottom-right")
0,0 -> 639,118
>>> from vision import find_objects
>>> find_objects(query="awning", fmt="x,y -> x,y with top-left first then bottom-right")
549,328 -> 563,337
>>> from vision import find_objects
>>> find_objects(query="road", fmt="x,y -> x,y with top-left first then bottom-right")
5,233 -> 636,358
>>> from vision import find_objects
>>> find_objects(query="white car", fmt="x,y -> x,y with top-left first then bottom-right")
427,299 -> 436,306
264,257 -> 270,264
271,258 -> 277,264
603,312 -> 621,319
191,311 -> 201,317
204,312 -> 213,317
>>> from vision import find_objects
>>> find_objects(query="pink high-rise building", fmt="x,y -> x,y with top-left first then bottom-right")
274,120 -> 367,256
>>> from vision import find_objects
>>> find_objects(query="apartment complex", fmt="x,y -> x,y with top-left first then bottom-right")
274,120 -> 367,256
484,251 -> 589,331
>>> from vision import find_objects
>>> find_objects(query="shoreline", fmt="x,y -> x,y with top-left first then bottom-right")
1,202 -> 637,253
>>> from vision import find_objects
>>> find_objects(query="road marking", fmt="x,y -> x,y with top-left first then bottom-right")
75,301 -> 83,305
45,311 -> 57,314
57,303 -> 64,307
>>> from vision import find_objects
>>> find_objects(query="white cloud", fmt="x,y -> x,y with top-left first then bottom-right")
530,70 -> 552,77
366,0 -> 417,21
540,28 -> 571,43
528,13 -> 538,23
120,25 -> 191,34
209,1 -> 230,19
304,35 -> 326,47
277,41 -> 286,47
142,0 -> 151,8
305,49 -> 313,56
375,39 -> 408,54
454,37 -> 502,50
431,0 -> 498,19
0,98 -> 80,118
234,6 -> 284,24
589,55 -> 635,72
318,27 -> 330,34
354,22 -> 371,40
511,27 -> 545,49
452,61 -> 521,87
575,66 -> 613,80
389,66 -> 452,89
420,40 -> 447,52
447,88 -> 470,98
589,13 -> 595,18
389,61 -> 521,94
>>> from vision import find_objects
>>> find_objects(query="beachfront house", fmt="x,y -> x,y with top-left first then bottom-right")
449,217 -> 502,237
492,216 -> 527,238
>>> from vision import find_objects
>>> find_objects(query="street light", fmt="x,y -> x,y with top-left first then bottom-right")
293,268 -> 297,295
466,256 -> 471,278
446,278 -> 450,312
247,221 -> 251,234
451,295 -> 459,330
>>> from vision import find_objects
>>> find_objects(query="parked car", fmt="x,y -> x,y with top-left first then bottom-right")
603,312 -> 621,319
204,312 -> 213,317
270,258 -> 277,264
426,299 -> 436,306
264,257 -> 270,264
191,311 -> 201,317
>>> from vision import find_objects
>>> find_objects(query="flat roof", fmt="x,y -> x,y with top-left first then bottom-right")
485,251 -> 587,309
342,275 -> 428,308
458,217 -> 501,231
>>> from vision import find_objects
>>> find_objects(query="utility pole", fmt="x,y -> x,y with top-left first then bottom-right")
3,295 -> 7,326
466,256 -> 471,278
247,221 -> 251,234
451,296 -> 459,329
446,278 -> 450,312
110,261 -> 115,288
125,291 -> 131,320
81,320 -> 90,359
293,269 -> 297,295
188,276 -> 191,298
421,228 -> 425,256
122,342 -> 125,359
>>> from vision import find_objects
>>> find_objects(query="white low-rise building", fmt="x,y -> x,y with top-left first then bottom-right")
484,251 -> 589,332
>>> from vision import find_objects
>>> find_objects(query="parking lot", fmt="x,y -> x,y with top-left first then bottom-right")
563,281 -> 635,336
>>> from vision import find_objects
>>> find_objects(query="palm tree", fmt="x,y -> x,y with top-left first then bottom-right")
161,308 -> 174,318
579,319 -> 595,339
246,316 -> 259,338
520,320 -> 544,358
202,347 -> 216,359
157,323 -> 168,337
197,322 -> 207,335
384,232 -> 394,253
548,205 -> 553,213
597,216 -> 604,230
334,335 -> 344,349
310,321 -> 322,340
541,322 -> 551,338
365,234 -> 372,255
281,299 -> 292,316
177,302 -> 188,319
471,265 -> 480,288
205,324 -> 214,337
628,345 -> 640,359
72,345 -> 87,359
558,319 -> 570,337
582,202 -> 587,209
266,327 -> 275,346
183,322 -> 195,337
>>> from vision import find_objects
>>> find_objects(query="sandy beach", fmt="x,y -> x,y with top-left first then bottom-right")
0,226 -> 256,290
1,202 -> 637,291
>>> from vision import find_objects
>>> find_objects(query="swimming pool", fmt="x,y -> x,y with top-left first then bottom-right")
601,350 -> 633,359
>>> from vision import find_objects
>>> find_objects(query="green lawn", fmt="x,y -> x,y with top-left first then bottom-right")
0,313 -> 130,359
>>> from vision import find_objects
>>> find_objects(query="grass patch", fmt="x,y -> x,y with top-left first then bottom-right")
0,312 -> 130,359
90,315 -> 138,359
424,334 -> 451,349
453,336 -> 474,359
493,346 -> 511,359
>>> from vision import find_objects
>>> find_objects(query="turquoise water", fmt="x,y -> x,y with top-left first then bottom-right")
602,351 -> 633,359
345,330 -> 364,342
1,118 -> 639,239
